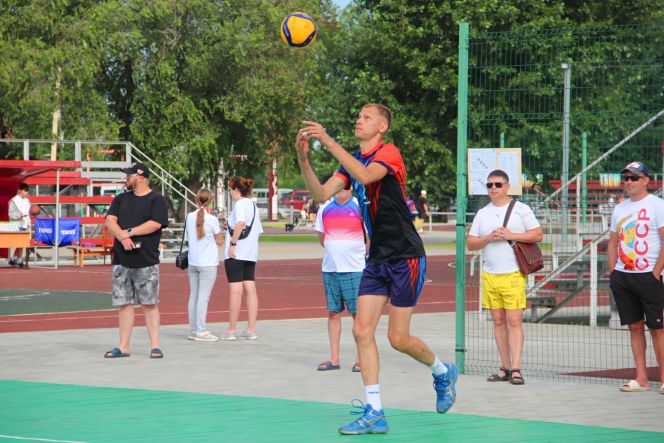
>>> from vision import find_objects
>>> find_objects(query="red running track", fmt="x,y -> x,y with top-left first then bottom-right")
0,256 -> 456,333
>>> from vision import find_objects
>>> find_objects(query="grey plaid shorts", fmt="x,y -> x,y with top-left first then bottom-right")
112,264 -> 160,306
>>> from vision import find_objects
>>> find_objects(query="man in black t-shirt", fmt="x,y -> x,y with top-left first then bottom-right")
415,190 -> 428,233
104,162 -> 169,359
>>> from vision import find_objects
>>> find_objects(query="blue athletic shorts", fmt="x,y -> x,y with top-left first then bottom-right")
322,271 -> 362,314
358,256 -> 426,307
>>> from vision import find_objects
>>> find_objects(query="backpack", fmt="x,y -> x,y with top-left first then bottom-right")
407,199 -> 418,216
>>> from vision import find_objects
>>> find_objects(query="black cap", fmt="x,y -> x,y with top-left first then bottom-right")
621,161 -> 649,177
121,162 -> 151,178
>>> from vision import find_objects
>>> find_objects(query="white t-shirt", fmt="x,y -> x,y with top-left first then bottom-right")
468,200 -> 541,274
186,209 -> 221,267
8,195 -> 31,229
224,198 -> 263,262
315,198 -> 366,272
610,194 -> 664,273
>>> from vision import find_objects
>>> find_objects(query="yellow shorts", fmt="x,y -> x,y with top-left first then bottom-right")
481,271 -> 527,310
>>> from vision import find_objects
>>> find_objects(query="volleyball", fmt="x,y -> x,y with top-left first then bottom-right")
280,12 -> 317,48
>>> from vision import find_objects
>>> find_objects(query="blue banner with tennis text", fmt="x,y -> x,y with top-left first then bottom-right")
34,218 -> 80,246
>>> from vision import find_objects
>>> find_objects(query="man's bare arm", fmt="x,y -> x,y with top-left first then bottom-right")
467,234 -> 493,251
607,231 -> 618,272
295,129 -> 345,201
300,121 -> 388,186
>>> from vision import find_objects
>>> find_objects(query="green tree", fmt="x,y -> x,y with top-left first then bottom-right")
0,0 -> 120,159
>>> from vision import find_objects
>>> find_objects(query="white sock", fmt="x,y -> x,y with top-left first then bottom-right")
365,384 -> 382,411
430,357 -> 448,376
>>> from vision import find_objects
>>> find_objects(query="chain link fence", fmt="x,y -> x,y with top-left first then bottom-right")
457,21 -> 664,386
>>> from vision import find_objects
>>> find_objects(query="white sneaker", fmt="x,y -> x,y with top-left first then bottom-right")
194,331 -> 220,342
187,332 -> 196,340
220,330 -> 237,341
238,329 -> 258,340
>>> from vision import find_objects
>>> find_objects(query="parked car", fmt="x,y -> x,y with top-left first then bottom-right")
252,188 -> 292,219
278,189 -> 311,211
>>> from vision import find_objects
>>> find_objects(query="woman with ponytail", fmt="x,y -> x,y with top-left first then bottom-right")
221,176 -> 264,340
186,188 -> 224,342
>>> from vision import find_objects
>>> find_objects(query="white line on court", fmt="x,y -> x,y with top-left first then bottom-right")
0,435 -> 87,443
0,300 -> 454,324
0,308 -> 116,318
0,291 -> 50,301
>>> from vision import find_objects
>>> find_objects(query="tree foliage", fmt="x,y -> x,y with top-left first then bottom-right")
1,0 -> 663,209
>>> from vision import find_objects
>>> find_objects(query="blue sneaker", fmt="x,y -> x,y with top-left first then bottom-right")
433,362 -> 458,413
338,399 -> 389,435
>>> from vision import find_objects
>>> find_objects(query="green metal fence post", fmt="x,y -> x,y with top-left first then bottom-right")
455,22 -> 470,373
582,132 -> 588,224
500,132 -> 505,149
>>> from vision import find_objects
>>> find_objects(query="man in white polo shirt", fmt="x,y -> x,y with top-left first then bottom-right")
608,161 -> 664,393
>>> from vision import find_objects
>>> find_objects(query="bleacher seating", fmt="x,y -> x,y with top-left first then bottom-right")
547,178 -> 663,211
67,224 -> 114,267
29,196 -> 115,267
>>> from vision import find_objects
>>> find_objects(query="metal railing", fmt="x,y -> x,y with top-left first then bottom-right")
1,139 -> 197,213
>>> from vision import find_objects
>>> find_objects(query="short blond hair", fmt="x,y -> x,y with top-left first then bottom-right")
363,103 -> 392,131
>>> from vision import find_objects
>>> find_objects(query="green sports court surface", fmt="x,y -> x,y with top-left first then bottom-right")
1,380 -> 661,443
0,289 -> 111,315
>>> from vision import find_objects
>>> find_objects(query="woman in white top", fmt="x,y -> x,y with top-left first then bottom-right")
186,189 -> 224,342
221,176 -> 263,340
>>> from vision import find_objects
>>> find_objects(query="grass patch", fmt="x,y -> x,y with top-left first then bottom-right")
262,222 -> 288,229
426,242 -> 456,249
259,235 -> 318,243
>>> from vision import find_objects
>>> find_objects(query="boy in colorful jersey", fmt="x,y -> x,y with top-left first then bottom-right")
296,104 -> 457,435
608,161 -> 664,393
315,187 -> 366,373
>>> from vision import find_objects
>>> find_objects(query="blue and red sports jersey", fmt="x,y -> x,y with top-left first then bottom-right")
334,143 -> 425,263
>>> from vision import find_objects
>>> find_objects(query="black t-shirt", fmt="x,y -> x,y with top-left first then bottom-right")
106,191 -> 169,268
416,195 -> 428,218
335,143 -> 425,263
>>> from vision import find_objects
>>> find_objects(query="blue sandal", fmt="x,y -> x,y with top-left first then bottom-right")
104,347 -> 130,358
150,348 -> 164,359
317,361 -> 340,371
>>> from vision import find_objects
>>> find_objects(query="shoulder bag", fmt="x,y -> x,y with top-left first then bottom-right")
228,202 -> 256,240
503,199 -> 543,274
175,216 -> 188,270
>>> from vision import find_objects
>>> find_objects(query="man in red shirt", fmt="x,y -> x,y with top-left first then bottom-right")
296,104 -> 457,435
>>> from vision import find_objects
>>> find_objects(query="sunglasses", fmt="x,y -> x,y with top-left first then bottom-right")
622,175 -> 643,182
486,182 -> 505,189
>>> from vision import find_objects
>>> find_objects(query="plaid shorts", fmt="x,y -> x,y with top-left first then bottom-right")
322,272 -> 363,314
112,264 -> 160,306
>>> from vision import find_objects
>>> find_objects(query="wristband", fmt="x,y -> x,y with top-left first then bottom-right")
230,242 -> 237,246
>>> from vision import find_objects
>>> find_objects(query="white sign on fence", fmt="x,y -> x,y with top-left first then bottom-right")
468,148 -> 522,195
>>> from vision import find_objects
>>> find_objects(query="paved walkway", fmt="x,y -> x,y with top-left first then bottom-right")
2,232 -> 663,441
1,313 -> 662,442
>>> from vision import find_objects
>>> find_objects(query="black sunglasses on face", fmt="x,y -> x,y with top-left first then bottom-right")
486,182 -> 505,189
622,175 -> 643,182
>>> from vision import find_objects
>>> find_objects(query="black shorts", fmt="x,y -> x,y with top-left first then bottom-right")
224,258 -> 256,283
609,270 -> 664,329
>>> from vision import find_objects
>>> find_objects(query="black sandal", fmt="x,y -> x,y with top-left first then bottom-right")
487,367 -> 511,382
509,368 -> 525,385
